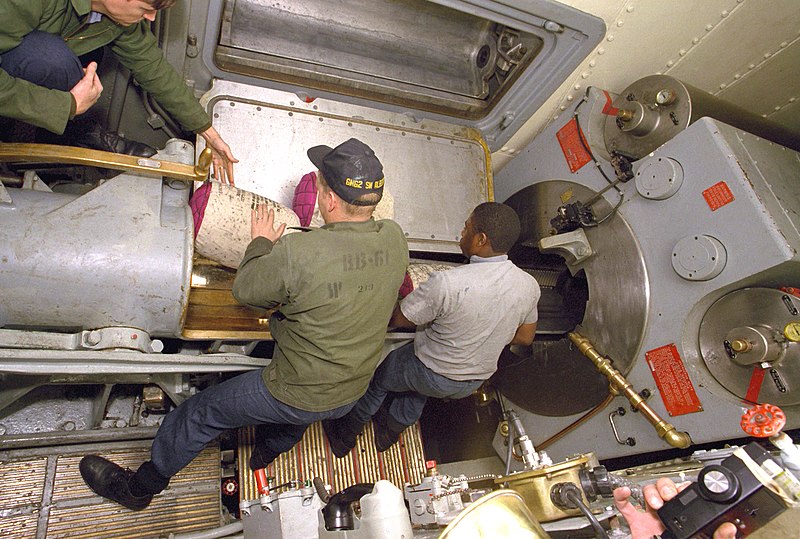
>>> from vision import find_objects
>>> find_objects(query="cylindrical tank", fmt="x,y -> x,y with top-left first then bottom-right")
604,74 -> 800,159
439,489 -> 549,539
358,480 -> 414,538
0,143 -> 194,337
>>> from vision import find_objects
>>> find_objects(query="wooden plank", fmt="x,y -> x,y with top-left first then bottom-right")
185,304 -> 268,321
183,317 -> 268,332
184,271 -> 274,340
181,329 -> 272,340
187,288 -> 243,306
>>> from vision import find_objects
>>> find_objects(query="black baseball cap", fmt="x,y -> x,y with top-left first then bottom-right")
307,138 -> 384,206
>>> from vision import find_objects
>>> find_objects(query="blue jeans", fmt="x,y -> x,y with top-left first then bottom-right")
348,341 -> 484,427
1,30 -> 83,91
151,368 -> 356,477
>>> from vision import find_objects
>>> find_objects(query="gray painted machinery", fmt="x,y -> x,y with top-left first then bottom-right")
492,75 -> 800,462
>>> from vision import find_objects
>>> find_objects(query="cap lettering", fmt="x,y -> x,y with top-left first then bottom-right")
343,177 -> 384,189
345,178 -> 363,188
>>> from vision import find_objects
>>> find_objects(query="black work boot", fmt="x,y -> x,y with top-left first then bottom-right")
250,442 -> 281,471
79,455 -> 153,511
323,414 -> 365,458
372,407 -> 407,453
66,120 -> 157,157
249,422 -> 310,470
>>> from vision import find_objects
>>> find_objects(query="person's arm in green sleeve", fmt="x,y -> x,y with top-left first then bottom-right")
111,22 -> 238,185
232,205 -> 289,309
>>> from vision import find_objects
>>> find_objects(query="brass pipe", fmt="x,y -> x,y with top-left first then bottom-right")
0,143 -> 212,183
567,331 -> 692,449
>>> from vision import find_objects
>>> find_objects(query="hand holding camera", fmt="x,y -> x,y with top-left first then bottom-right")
614,478 -> 737,539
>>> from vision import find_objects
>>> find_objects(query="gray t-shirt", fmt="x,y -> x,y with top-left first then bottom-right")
400,255 -> 541,381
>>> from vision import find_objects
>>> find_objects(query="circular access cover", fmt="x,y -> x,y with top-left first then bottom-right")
699,288 -> 800,406
672,234 -> 726,281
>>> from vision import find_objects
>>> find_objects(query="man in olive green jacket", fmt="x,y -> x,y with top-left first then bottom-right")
0,0 -> 236,182
79,138 -> 408,511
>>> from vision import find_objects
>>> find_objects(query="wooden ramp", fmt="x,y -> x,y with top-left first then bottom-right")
183,256 -> 273,340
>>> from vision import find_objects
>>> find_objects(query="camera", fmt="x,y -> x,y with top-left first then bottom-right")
657,442 -> 787,539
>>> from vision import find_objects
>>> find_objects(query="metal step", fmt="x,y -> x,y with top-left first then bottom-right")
238,421 -> 427,499
0,441 -> 222,539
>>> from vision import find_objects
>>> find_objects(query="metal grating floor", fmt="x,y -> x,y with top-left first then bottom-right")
1,420 -> 427,536
0,441 -> 222,539
237,420 -> 427,500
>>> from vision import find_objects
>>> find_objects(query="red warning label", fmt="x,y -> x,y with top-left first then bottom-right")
646,344 -> 703,416
745,366 -> 766,404
556,118 -> 592,173
703,181 -> 735,211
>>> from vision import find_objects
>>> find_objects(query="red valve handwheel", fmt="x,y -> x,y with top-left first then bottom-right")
740,403 -> 786,437
222,478 -> 238,496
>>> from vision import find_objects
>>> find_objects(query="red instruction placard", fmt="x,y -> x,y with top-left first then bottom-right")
703,181 -> 735,211
556,118 -> 592,173
645,344 -> 703,416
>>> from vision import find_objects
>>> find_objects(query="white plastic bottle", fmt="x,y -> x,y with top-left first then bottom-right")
359,480 -> 414,539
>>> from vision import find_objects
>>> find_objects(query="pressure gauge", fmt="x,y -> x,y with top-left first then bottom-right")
784,321 -> 800,342
656,88 -> 677,105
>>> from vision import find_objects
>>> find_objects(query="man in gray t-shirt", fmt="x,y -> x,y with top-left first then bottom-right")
324,202 -> 541,457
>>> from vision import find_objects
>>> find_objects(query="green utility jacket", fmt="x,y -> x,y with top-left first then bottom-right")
233,220 -> 409,412
0,0 -> 211,135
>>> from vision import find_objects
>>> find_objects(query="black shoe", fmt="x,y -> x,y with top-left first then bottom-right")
79,455 -> 153,511
71,122 -> 157,158
249,423 -> 310,470
250,441 -> 281,471
323,414 -> 364,458
372,407 -> 406,453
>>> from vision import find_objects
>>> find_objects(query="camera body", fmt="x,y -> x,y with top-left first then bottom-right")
657,442 -> 786,539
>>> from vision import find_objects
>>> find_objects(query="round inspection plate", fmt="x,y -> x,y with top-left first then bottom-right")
635,157 -> 684,200
672,234 -> 726,281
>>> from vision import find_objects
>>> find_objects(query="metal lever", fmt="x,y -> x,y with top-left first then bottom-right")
0,143 -> 212,183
